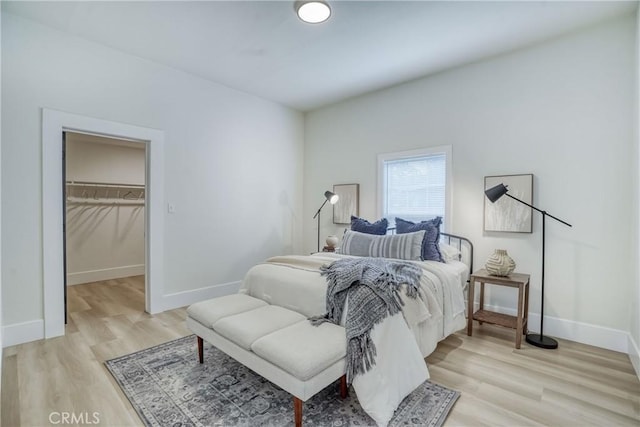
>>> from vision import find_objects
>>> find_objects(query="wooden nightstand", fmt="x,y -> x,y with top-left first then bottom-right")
322,246 -> 337,252
467,269 -> 530,349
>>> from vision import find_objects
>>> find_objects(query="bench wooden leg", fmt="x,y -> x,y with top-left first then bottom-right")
340,375 -> 348,398
197,336 -> 203,364
294,396 -> 302,427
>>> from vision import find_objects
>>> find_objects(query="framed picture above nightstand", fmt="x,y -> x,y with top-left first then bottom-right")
484,174 -> 533,233
333,184 -> 359,224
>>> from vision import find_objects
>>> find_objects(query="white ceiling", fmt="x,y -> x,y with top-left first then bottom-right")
3,1 -> 636,111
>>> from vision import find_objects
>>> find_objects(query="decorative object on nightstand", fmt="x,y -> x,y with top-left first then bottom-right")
485,249 -> 516,276
313,191 -> 339,253
326,235 -> 339,249
467,269 -> 530,349
485,182 -> 572,350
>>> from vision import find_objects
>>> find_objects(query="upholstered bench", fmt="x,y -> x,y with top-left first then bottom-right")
186,294 -> 347,427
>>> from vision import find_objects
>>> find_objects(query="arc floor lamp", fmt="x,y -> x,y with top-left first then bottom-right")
485,183 -> 572,349
313,190 -> 339,252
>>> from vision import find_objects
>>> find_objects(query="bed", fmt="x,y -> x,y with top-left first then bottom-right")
240,233 -> 472,357
238,230 -> 473,425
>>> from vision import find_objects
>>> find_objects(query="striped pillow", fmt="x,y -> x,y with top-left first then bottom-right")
338,230 -> 425,261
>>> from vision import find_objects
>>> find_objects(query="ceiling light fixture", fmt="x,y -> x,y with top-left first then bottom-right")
295,1 -> 331,24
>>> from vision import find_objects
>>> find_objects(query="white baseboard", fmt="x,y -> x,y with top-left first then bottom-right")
2,319 -> 44,347
162,280 -> 241,312
67,264 -> 145,285
628,334 -> 640,381
3,291 -> 635,363
469,301 -> 629,353
531,313 -> 630,353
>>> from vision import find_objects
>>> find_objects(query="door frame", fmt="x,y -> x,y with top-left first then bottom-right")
42,109 -> 165,339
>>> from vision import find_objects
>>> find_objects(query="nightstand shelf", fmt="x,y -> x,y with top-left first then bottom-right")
472,309 -> 518,329
467,269 -> 530,349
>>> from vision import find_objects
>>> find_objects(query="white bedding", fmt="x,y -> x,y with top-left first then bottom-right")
239,253 -> 467,426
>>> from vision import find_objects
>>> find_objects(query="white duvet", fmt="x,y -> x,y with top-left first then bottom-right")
239,253 -> 466,426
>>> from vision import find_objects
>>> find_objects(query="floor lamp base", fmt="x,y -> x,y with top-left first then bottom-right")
525,333 -> 558,349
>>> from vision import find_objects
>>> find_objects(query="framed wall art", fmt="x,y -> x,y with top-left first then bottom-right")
484,174 -> 533,233
333,183 -> 359,224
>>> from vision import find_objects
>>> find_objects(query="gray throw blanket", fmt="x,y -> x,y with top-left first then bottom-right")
310,257 -> 422,383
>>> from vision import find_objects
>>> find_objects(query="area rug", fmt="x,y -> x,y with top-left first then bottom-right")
105,335 -> 459,427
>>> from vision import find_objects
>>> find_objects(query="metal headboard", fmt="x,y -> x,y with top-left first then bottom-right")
440,232 -> 474,276
386,227 -> 474,277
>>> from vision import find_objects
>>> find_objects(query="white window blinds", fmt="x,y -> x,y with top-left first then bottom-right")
382,153 -> 447,226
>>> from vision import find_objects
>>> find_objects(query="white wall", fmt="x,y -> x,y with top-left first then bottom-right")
66,136 -> 146,185
630,7 -> 640,378
0,0 -> 3,396
65,136 -> 146,285
304,15 -> 636,350
1,13 -> 304,333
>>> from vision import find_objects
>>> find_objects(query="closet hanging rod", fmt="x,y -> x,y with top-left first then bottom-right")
65,180 -> 145,189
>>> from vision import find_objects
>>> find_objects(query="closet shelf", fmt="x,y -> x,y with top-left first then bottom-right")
65,180 -> 145,203
65,180 -> 144,189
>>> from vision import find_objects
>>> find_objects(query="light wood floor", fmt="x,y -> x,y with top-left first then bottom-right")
2,276 -> 190,427
2,276 -> 639,426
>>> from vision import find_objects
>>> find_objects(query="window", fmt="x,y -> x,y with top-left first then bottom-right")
378,146 -> 451,228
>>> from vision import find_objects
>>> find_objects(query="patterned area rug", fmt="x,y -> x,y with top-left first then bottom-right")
105,335 -> 459,427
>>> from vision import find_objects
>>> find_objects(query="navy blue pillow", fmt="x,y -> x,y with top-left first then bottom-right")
395,217 -> 444,262
350,216 -> 388,235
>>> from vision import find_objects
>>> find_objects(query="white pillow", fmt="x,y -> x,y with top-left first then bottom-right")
439,241 -> 461,263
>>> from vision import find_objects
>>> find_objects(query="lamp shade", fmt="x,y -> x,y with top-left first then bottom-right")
485,183 -> 509,203
324,190 -> 339,204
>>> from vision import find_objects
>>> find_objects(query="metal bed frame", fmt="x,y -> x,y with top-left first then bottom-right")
386,227 -> 474,276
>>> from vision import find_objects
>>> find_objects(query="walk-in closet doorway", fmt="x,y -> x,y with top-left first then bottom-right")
63,131 -> 147,325
43,109 -> 165,339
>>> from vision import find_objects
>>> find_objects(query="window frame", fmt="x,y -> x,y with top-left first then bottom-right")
377,145 -> 452,231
